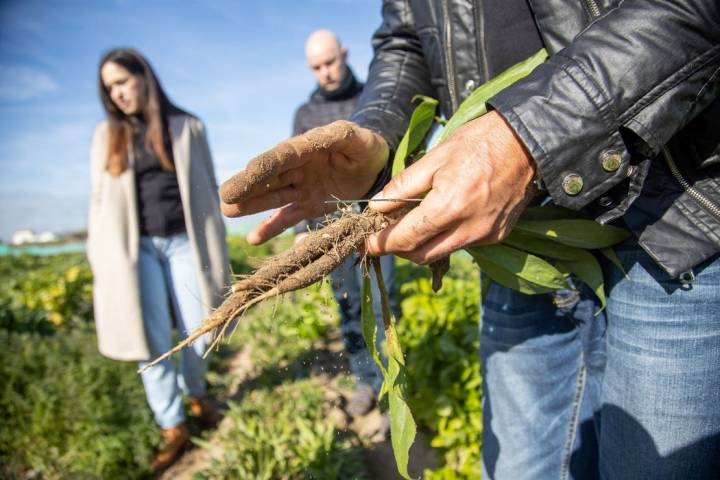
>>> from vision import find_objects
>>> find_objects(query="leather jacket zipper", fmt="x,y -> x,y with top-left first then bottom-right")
474,0 -> 489,83
583,0 -> 602,18
442,0 -> 459,112
662,146 -> 720,219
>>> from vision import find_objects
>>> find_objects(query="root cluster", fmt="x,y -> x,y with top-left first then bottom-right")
141,209 -> 397,371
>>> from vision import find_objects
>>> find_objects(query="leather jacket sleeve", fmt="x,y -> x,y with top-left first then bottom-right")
489,0 -> 720,209
350,0 -> 435,151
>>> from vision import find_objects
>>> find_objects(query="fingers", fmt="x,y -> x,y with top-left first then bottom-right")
366,190 -> 455,258
246,203 -> 306,245
221,186 -> 302,218
220,140 -> 303,204
368,146 -> 442,213
220,120 -> 361,205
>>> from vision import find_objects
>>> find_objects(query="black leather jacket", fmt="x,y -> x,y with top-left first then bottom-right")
350,0 -> 720,278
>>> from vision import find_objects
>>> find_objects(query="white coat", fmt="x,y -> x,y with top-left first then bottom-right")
87,114 -> 229,361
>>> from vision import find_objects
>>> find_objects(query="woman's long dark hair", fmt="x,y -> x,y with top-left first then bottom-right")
98,48 -> 183,175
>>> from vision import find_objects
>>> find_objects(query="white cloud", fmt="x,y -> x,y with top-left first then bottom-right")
0,65 -> 59,102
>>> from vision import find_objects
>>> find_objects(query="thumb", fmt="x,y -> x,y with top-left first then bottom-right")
369,148 -> 440,213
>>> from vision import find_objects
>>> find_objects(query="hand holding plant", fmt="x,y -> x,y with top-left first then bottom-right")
366,110 -> 538,264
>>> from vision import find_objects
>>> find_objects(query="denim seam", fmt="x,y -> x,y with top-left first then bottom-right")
560,351 -> 587,480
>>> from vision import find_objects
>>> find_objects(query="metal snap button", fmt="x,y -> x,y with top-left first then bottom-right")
464,79 -> 476,93
601,150 -> 622,172
562,173 -> 584,196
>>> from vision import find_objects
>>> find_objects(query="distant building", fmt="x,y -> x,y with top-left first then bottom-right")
11,229 -> 59,245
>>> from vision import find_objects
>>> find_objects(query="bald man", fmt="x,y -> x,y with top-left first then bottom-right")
292,30 -> 397,422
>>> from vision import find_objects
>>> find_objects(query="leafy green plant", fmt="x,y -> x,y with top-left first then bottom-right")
0,254 -> 93,332
197,379 -> 364,480
0,326 -> 158,479
398,257 -> 482,479
229,279 -> 336,374
364,48 -> 631,478
392,48 -> 630,308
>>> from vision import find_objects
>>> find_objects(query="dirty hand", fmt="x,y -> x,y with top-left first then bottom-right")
220,120 -> 388,245
366,111 -> 537,264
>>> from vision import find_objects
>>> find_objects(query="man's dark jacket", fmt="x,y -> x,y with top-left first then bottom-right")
350,0 -> 720,278
294,69 -> 364,233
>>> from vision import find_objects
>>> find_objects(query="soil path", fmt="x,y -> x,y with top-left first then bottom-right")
160,329 -> 436,479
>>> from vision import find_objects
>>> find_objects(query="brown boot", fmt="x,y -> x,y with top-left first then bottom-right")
188,396 -> 222,426
151,423 -> 189,471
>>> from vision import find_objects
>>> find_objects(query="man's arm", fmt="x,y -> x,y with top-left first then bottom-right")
219,0 -> 432,245
489,0 -> 720,209
350,0 -> 435,152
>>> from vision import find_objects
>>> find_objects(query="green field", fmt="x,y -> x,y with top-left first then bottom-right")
0,237 -> 482,479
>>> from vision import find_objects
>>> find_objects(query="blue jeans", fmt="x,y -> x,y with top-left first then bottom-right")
481,242 -> 720,479
330,254 -> 398,393
137,233 -> 208,429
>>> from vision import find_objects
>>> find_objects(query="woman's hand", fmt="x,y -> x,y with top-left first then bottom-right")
220,120 -> 388,245
366,111 -> 537,263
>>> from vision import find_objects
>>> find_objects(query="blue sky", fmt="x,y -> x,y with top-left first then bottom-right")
0,0 -> 382,242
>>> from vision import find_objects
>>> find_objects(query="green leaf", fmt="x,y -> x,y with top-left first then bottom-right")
438,48 -> 548,143
466,244 -> 567,294
514,219 -> 631,249
361,266 -> 386,378
392,95 -> 439,177
387,354 -> 416,480
371,259 -> 417,480
502,229 -> 589,261
520,204 -> 584,221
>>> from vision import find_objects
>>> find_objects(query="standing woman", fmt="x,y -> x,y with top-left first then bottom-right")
87,48 -> 229,470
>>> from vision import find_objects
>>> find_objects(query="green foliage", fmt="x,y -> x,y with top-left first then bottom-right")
197,379 -> 363,480
0,254 -> 93,332
389,50 -> 630,307
392,95 -> 439,176
198,270 -> 362,480
397,257 -> 482,479
0,254 -> 158,479
230,279 -> 336,374
438,49 -> 548,143
0,327 -> 157,480
361,261 -> 416,480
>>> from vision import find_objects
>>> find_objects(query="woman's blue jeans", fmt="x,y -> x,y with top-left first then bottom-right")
480,242 -> 720,479
137,233 -> 207,429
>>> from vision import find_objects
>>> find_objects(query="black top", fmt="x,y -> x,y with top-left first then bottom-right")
292,68 -> 363,136
484,0 -> 544,79
132,122 -> 186,237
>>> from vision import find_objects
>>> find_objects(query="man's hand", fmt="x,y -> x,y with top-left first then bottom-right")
220,120 -> 388,245
366,111 -> 537,264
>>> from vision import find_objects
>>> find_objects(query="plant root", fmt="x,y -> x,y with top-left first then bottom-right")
140,208 -> 408,372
